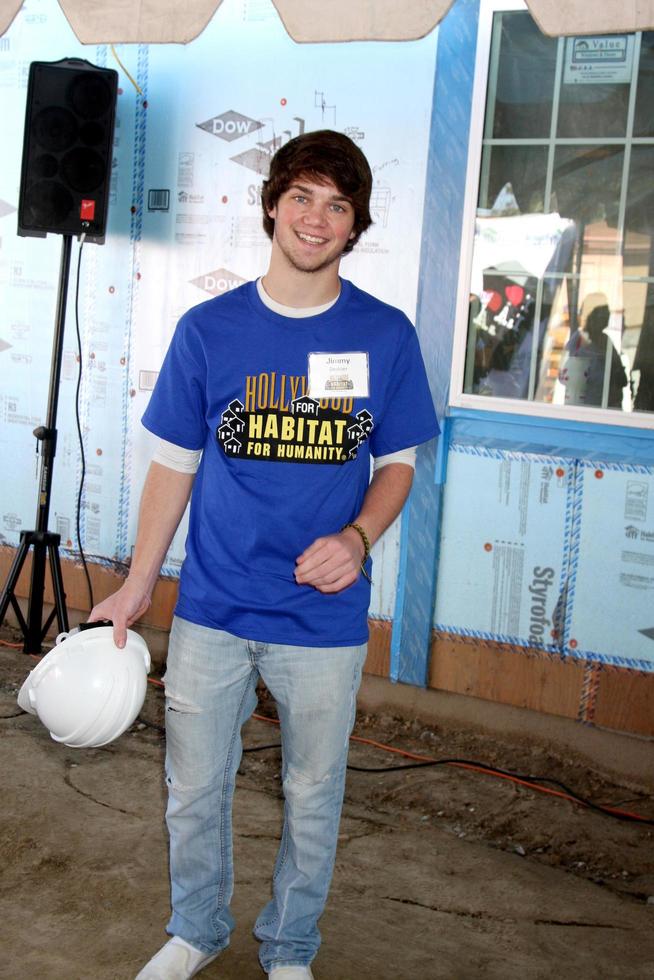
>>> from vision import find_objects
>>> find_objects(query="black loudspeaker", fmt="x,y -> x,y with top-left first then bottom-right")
18,58 -> 118,244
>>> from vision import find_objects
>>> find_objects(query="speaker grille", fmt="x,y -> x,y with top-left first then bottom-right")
33,107 -> 77,153
61,148 -> 106,192
68,73 -> 113,119
18,59 -> 118,243
23,181 -> 74,227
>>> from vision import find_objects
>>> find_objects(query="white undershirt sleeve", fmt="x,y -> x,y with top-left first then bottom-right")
373,446 -> 417,471
152,436 -> 203,473
151,437 -> 415,474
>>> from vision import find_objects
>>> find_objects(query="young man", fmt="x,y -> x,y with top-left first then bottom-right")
91,130 -> 438,980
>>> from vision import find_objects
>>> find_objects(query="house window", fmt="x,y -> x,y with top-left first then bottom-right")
454,5 -> 654,423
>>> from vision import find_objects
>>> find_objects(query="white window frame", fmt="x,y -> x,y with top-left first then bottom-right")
449,0 -> 654,430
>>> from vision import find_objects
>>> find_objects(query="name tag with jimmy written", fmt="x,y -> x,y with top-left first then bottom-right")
307,352 -> 370,398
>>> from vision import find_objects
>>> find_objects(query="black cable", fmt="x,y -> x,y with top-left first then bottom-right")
129,715 -> 653,826
347,757 -> 654,824
243,742 -> 282,754
77,552 -> 131,571
352,758 -> 654,825
347,760 -> 452,772
73,236 -> 94,611
249,745 -> 654,825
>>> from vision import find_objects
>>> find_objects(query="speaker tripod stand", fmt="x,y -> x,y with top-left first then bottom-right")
0,235 -> 73,652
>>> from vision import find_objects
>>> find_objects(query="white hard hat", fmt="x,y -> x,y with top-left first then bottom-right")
17,625 -> 151,748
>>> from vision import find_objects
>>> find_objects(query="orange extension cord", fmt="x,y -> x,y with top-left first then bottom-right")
3,645 -> 649,825
144,675 -> 651,824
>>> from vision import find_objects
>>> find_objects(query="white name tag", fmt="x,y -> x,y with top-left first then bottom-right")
307,352 -> 370,398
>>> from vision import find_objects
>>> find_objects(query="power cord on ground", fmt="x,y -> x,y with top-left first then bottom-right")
4,651 -> 651,826
136,677 -> 654,827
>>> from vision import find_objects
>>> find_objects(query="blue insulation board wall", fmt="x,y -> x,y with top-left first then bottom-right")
434,442 -> 572,652
393,0 -> 654,681
433,414 -> 654,672
391,0 -> 480,686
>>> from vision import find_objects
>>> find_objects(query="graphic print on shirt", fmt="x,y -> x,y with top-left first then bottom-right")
216,371 -> 373,464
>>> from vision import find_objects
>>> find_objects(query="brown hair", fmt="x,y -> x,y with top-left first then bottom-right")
261,130 -> 373,254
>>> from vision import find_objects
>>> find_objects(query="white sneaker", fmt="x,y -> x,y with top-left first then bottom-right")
134,936 -> 219,979
268,968 -> 315,979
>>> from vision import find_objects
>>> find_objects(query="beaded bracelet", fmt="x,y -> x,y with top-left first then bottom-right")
341,522 -> 372,583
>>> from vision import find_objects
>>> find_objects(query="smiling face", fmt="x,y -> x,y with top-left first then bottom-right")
267,177 -> 357,276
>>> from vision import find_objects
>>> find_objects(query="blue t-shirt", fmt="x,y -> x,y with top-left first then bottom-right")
142,278 -> 439,646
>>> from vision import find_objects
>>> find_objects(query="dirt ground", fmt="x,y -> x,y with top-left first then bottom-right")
1,633 -> 653,980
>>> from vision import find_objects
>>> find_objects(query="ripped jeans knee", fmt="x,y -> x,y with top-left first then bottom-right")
165,687 -> 202,715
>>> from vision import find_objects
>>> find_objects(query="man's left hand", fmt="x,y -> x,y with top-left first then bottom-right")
294,527 -> 365,593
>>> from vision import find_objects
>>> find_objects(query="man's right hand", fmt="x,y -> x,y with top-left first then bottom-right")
87,579 -> 152,649
85,461 -> 194,648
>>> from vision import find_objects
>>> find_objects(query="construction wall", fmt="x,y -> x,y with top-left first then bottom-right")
0,0 -> 438,619
428,435 -> 654,737
395,0 -> 654,736
1,0 -> 653,738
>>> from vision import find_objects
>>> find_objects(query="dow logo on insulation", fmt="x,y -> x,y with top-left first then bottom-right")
190,268 -> 246,296
196,110 -> 264,142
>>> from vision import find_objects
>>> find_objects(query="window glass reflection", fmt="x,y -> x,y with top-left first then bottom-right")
465,224 -> 634,410
490,12 -> 557,139
467,272 -> 538,399
478,145 -> 548,214
557,82 -> 629,139
466,216 -> 575,400
555,293 -> 628,409
463,15 -> 653,418
624,146 -> 654,274
628,282 -> 654,412
550,145 -> 624,248
634,32 -> 654,137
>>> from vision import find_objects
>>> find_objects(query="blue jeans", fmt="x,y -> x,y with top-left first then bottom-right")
162,615 -> 367,973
